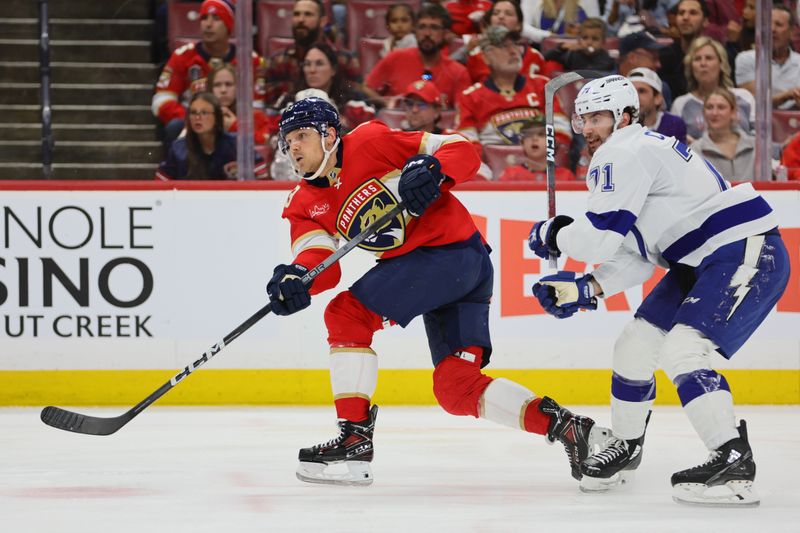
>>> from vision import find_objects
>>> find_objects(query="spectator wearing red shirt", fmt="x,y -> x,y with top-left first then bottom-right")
500,115 -> 576,181
781,132 -> 800,181
262,0 -> 363,108
446,0 -> 493,36
456,26 -> 571,149
366,4 -> 472,107
152,0 -> 266,150
464,0 -> 550,83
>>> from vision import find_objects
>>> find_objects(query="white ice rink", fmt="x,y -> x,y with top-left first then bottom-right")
2,406 -> 799,533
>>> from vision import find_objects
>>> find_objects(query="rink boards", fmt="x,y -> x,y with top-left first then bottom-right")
1,181 -> 798,406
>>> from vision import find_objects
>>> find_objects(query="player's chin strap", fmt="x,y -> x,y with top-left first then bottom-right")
293,132 -> 341,181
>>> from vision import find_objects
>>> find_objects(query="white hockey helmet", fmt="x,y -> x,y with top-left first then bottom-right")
572,75 -> 639,134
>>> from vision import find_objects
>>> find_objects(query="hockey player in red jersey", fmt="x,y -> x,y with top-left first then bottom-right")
267,96 -> 610,486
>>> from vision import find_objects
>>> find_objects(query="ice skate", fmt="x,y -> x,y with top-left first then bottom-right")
539,396 -> 611,480
580,411 -> 651,492
671,420 -> 759,507
296,405 -> 378,486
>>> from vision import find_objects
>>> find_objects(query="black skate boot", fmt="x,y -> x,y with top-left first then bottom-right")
296,405 -> 378,486
580,411 -> 651,492
671,420 -> 759,506
539,396 -> 610,481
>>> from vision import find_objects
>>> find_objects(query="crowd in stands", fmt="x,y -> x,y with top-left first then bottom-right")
151,0 -> 800,181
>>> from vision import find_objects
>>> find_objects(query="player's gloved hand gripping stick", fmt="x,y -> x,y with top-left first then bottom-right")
40,201 -> 408,436
533,271 -> 598,319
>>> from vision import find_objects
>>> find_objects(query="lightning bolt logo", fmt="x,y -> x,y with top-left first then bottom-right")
727,283 -> 752,321
726,263 -> 758,321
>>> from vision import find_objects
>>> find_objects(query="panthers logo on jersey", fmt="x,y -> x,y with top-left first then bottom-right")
337,178 -> 405,252
491,108 -> 541,145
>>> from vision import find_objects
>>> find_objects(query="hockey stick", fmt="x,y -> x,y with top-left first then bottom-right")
543,70 -> 604,269
41,202 -> 407,436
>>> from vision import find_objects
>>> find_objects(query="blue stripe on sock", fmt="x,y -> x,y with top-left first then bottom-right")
674,369 -> 731,407
611,372 -> 656,402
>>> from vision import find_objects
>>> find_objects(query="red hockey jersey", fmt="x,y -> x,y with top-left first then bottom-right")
456,75 -> 572,146
281,120 -> 481,295
152,41 -> 266,125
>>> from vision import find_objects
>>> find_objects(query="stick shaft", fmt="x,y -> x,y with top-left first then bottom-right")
543,70 -> 604,270
41,203 -> 407,435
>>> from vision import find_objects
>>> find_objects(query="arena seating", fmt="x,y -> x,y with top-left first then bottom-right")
483,145 -> 525,178
772,110 -> 800,145
346,0 -> 421,51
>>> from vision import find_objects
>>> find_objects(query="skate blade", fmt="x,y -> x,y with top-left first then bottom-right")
296,461 -> 373,487
672,480 -> 760,507
579,470 -> 635,493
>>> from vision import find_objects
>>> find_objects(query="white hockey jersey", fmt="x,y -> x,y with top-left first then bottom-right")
557,124 -> 778,297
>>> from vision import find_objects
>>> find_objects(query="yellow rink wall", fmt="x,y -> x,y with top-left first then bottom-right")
2,369 -> 798,406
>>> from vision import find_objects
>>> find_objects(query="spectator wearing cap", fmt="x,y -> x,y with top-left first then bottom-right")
456,26 -> 571,150
618,31 -> 673,109
262,0 -> 364,108
399,79 -> 493,181
152,0 -> 267,151
499,115 -> 577,181
544,18 -> 615,72
400,80 -> 446,133
735,4 -> 800,110
628,67 -> 687,143
366,4 -> 472,107
659,0 -> 711,98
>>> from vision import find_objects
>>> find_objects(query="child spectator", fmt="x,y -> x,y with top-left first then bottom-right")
155,93 -> 267,180
500,115 -> 576,181
628,67 -> 687,143
544,17 -> 615,72
208,64 -> 276,144
382,3 -> 418,57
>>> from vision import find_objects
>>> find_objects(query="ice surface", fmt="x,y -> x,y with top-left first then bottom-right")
1,406 -> 798,532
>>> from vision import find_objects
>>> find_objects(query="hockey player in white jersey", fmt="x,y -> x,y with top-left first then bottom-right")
527,75 -> 790,506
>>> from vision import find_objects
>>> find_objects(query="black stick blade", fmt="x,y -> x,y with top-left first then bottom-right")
40,406 -> 125,436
